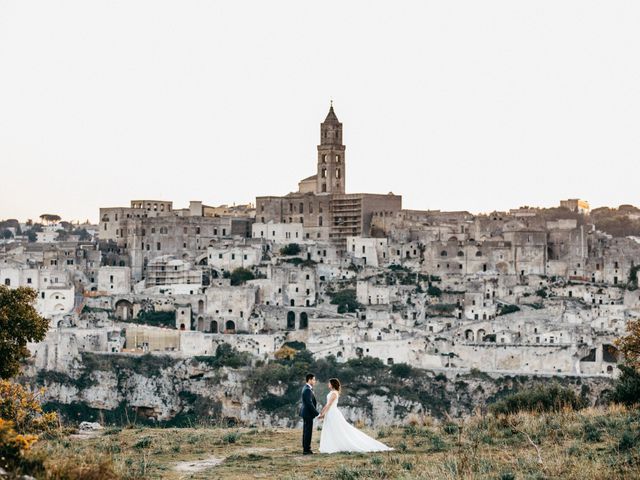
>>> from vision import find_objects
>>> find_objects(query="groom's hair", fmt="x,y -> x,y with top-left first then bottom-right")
305,373 -> 315,382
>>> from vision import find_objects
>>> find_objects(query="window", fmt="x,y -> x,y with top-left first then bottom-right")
299,203 -> 304,213
4,279 -> 9,286
322,154 -> 327,163
27,278 -> 32,284
157,242 -> 161,251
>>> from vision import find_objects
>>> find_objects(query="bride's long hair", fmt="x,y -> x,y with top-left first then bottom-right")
329,378 -> 341,392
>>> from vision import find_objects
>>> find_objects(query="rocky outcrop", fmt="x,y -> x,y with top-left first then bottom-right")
20,351 -> 614,428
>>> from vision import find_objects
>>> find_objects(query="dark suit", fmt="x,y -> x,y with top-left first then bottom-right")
300,383 -> 319,453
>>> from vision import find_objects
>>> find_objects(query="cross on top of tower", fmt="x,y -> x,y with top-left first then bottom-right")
324,101 -> 340,125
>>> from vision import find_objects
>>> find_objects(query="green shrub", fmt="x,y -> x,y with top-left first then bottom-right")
582,421 -> 602,442
489,384 -> 585,415
442,422 -> 459,435
608,364 -> 640,406
283,341 -> 306,351
230,267 -> 255,286
280,243 -> 301,256
335,466 -> 361,480
135,310 -> 175,328
497,304 -> 520,316
535,288 -> 548,298
427,284 -> 442,297
133,437 -> 152,449
429,434 -> 447,452
390,363 -> 413,378
194,343 -> 253,369
222,431 -> 239,444
402,460 -> 414,471
618,430 -> 638,451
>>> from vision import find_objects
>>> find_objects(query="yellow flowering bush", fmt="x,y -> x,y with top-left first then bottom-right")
0,380 -> 56,475
0,379 -> 58,434
0,418 -> 41,473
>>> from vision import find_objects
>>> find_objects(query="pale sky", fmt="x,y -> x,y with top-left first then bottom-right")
1,1 -> 639,223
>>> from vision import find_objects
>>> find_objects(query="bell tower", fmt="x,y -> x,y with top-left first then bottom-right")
317,102 -> 346,195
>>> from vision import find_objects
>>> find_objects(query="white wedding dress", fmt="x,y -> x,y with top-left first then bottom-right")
319,392 -> 393,454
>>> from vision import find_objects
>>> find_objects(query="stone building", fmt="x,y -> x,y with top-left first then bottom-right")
99,200 -> 252,280
256,105 -> 402,245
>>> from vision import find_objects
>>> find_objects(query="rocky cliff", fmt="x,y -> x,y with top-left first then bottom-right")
19,347 -> 615,428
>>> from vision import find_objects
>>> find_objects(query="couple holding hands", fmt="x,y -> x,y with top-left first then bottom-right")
299,373 -> 393,455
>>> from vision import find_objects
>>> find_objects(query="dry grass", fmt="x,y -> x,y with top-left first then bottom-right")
30,405 -> 640,479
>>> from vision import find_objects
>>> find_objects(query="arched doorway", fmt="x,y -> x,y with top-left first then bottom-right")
225,320 -> 236,333
210,320 -> 218,333
115,299 -> 133,321
198,300 -> 204,314
287,311 -> 295,330
299,312 -> 308,329
464,329 -> 474,341
477,329 -> 486,342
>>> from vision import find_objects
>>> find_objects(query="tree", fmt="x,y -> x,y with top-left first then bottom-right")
329,289 -> 361,313
59,221 -> 73,231
38,214 -> 61,224
72,228 -> 91,241
616,319 -> 640,370
1,229 -> 13,239
0,287 -> 49,379
280,243 -> 301,256
26,231 -> 37,243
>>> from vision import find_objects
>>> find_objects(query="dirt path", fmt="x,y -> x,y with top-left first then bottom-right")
172,447 -> 277,475
173,456 -> 224,473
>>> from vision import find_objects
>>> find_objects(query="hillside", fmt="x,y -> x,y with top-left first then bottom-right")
31,405 -> 640,479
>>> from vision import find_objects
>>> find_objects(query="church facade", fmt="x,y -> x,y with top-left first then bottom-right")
255,105 -> 402,243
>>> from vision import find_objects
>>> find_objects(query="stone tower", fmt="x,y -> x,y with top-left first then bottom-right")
316,103 -> 346,195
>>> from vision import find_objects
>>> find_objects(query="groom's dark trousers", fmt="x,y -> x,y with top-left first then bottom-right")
300,384 -> 319,453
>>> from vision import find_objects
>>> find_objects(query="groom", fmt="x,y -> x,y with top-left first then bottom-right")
299,372 -> 319,455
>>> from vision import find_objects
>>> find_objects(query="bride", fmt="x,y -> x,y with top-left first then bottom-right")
318,378 -> 393,454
